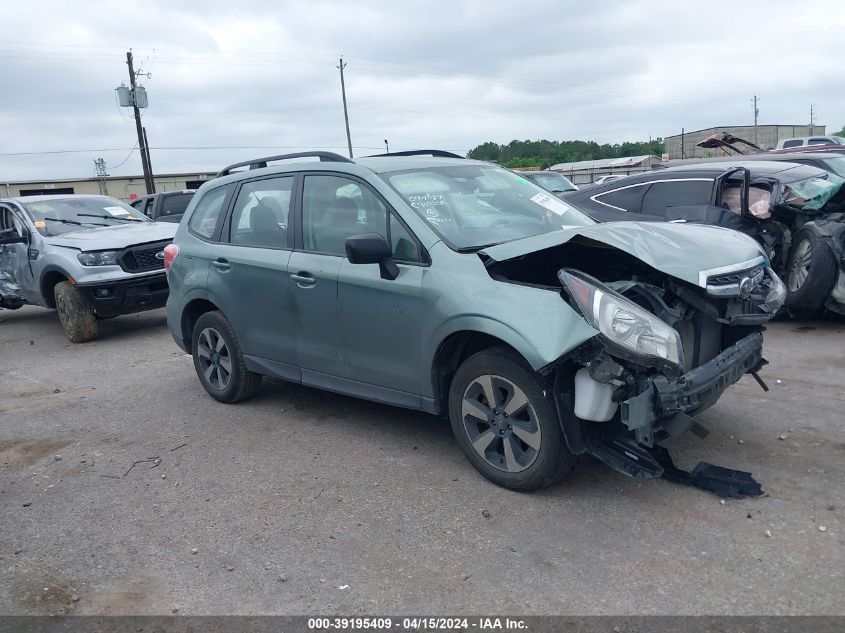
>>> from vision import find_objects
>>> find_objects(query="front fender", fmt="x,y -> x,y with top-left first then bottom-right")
428,286 -> 599,374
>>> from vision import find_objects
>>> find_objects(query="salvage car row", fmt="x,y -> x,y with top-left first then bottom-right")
0,149 -> 841,493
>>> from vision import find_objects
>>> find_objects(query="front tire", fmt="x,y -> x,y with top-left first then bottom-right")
448,346 -> 575,491
54,281 -> 98,343
191,311 -> 261,403
785,228 -> 837,318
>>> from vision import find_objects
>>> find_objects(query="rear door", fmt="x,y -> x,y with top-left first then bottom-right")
207,175 -> 297,368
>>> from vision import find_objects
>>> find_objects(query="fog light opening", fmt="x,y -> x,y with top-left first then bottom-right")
93,288 -> 113,298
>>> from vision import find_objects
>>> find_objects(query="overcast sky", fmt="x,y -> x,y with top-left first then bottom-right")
1,0 -> 843,181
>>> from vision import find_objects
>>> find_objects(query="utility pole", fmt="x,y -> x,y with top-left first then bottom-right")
338,57 -> 353,158
142,127 -> 155,193
680,127 -> 686,159
752,95 -> 759,145
809,104 -> 816,134
384,139 -> 389,153
126,51 -> 153,194
93,158 -> 109,196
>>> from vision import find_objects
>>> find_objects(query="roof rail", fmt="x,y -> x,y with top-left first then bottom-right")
365,150 -> 466,159
216,151 -> 353,177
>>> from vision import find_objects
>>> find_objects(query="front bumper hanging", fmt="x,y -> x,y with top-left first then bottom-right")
621,332 -> 764,446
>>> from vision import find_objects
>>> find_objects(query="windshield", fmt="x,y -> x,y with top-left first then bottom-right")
382,165 -> 594,250
528,172 -> 577,192
23,197 -> 148,236
777,173 -> 845,212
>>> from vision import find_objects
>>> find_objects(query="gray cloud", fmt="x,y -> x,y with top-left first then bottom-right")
1,0 -> 842,180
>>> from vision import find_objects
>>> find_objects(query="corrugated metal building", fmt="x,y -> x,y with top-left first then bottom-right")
548,155 -> 662,184
664,125 -> 826,159
2,172 -> 214,201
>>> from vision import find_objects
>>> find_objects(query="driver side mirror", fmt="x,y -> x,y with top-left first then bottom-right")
0,228 -> 26,246
345,233 -> 399,280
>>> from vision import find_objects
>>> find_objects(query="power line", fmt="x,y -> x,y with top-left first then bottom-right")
0,145 -> 408,157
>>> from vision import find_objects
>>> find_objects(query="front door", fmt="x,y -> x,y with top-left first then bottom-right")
0,205 -> 36,304
337,212 -> 428,396
288,174 -> 363,379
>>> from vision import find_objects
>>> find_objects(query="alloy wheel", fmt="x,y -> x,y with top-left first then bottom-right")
788,239 -> 812,292
461,374 -> 541,473
196,327 -> 232,390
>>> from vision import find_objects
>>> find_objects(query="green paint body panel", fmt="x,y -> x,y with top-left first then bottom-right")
166,157 -> 769,412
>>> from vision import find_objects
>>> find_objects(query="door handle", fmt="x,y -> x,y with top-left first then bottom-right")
212,258 -> 230,271
290,272 -> 316,287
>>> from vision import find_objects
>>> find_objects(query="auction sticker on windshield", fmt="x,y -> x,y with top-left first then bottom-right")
530,192 -> 572,215
104,206 -> 131,216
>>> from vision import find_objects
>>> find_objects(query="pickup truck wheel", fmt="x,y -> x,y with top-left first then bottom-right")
54,281 -> 98,343
448,346 -> 575,491
785,228 -> 837,318
191,311 -> 261,403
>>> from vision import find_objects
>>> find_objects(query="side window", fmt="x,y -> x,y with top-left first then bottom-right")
593,184 -> 648,212
640,180 -> 712,215
188,185 -> 233,240
302,175 -> 387,256
143,198 -> 155,218
808,138 -> 832,146
1,206 -> 23,235
390,214 -> 421,263
228,176 -> 294,249
782,140 -> 803,148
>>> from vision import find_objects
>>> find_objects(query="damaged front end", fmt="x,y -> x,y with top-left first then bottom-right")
483,235 -> 784,486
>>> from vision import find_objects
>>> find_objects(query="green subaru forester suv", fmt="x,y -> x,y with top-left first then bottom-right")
164,150 -> 785,491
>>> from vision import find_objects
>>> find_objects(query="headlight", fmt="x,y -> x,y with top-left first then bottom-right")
764,266 -> 786,310
77,250 -> 120,266
559,269 -> 684,367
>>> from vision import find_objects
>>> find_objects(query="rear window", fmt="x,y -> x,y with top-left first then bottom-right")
781,140 -> 804,148
593,184 -> 649,212
160,193 -> 194,216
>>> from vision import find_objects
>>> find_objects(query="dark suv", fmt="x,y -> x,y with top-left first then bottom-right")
563,161 -> 845,316
131,191 -> 197,223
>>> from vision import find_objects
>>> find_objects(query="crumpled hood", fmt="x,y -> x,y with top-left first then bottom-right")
479,221 -> 766,288
46,222 -> 177,250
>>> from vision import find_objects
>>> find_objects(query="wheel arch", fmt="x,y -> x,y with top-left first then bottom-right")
181,297 -> 220,352
40,267 -> 73,309
430,327 -> 534,416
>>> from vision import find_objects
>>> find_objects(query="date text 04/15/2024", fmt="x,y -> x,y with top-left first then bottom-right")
307,617 -> 528,630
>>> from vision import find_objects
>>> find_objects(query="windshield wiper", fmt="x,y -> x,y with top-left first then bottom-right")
42,217 -> 108,227
77,213 -> 140,222
456,241 -> 504,253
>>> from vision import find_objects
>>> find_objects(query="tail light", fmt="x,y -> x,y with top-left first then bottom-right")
163,243 -> 179,271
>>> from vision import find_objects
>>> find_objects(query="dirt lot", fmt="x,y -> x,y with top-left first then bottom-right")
0,306 -> 843,615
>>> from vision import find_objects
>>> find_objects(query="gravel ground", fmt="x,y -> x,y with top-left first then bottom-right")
0,306 -> 842,615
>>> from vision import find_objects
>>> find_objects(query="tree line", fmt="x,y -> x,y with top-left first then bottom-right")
467,139 -> 665,169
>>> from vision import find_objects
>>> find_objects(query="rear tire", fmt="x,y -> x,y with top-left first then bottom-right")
191,310 -> 261,403
54,281 -> 98,343
448,346 -> 575,491
785,228 -> 837,318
